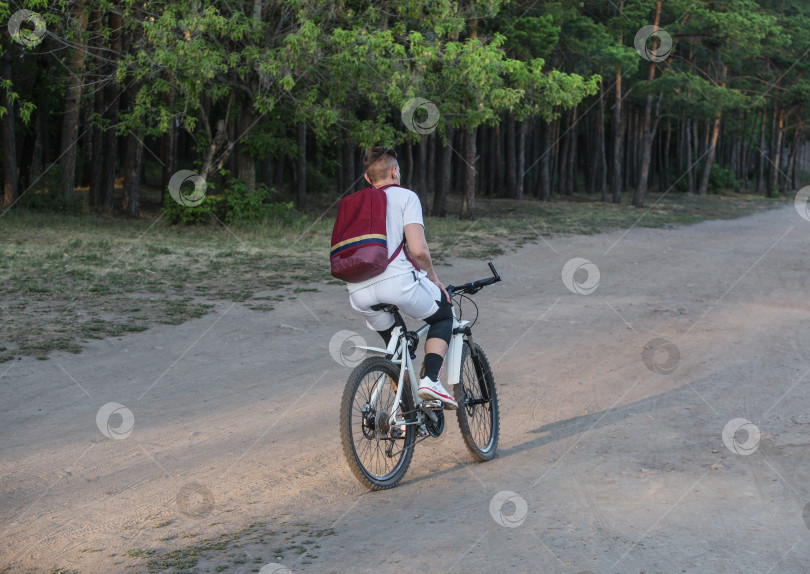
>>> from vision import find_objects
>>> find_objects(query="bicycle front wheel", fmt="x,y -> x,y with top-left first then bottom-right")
455,342 -> 499,461
340,357 -> 416,490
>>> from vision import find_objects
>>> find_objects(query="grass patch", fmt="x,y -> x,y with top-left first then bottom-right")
0,191 -> 786,361
122,519 -> 333,573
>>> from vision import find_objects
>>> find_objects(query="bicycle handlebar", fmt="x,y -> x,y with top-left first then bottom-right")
447,262 -> 502,297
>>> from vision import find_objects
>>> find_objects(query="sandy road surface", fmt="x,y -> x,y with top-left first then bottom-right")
2,204 -> 810,573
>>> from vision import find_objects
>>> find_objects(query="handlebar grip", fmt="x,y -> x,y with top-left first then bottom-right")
488,262 -> 501,282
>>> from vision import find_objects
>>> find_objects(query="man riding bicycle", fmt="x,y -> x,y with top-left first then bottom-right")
345,146 -> 457,410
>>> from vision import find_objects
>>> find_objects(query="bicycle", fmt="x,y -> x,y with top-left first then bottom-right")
339,262 -> 502,490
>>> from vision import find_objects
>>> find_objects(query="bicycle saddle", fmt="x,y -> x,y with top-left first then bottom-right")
370,303 -> 399,313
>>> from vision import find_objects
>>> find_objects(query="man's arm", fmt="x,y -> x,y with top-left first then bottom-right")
404,222 -> 449,302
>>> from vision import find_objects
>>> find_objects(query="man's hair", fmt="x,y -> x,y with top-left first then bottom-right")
363,146 -> 398,185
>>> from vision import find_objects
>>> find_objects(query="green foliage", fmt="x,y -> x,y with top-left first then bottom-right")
708,164 -> 740,193
162,180 -> 298,226
708,165 -> 739,194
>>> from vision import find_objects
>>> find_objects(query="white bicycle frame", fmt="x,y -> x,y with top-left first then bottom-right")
351,309 -> 470,429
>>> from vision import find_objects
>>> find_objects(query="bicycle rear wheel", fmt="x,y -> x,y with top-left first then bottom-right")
455,342 -> 499,461
340,357 -> 416,490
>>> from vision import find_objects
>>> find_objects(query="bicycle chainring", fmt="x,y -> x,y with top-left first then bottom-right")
425,408 -> 445,438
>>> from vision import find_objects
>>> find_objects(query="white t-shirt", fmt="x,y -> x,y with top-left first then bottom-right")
346,185 -> 424,293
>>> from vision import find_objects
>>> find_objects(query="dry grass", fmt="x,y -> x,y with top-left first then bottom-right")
0,191 -> 787,362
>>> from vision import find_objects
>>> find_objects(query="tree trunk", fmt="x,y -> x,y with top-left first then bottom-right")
598,87 -> 608,201
453,130 -> 464,193
30,113 -> 44,187
612,66 -> 623,203
767,102 -> 778,195
122,130 -> 143,217
428,133 -> 437,207
684,117 -> 694,194
529,121 -> 539,197
634,94 -> 662,207
494,124 -> 503,193
405,141 -> 414,191
783,128 -> 800,194
740,113 -> 749,189
0,50 -> 18,209
698,112 -> 722,196
59,4 -> 88,204
86,7 -> 104,207
487,126 -> 497,196
660,119 -> 672,191
539,120 -> 552,200
296,121 -> 306,208
768,105 -> 784,195
460,128 -> 476,219
634,4 -> 663,206
517,120 -> 527,200
159,87 -> 178,206
794,135 -> 804,190
567,108 -> 577,195
506,113 -> 516,197
418,135 -> 428,206
237,102 -> 257,194
756,107 -> 766,194
100,10 -> 122,212
434,126 -> 454,216
586,103 -> 598,195
479,126 -> 489,196
559,112 -> 570,196
89,84 -> 105,207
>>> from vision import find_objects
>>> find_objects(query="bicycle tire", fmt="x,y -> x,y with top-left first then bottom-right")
455,342 -> 499,461
340,356 -> 416,490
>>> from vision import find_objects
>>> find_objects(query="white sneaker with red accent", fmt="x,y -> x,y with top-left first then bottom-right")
417,377 -> 458,410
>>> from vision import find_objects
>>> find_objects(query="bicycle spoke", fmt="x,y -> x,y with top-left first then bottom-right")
347,367 -> 407,481
458,346 -> 496,454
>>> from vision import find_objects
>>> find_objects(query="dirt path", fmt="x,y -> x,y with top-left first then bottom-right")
2,204 -> 810,573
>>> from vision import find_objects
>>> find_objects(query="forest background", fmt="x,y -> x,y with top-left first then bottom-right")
1,0 -> 808,221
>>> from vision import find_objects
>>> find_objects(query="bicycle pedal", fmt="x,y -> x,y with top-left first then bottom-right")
422,400 -> 443,409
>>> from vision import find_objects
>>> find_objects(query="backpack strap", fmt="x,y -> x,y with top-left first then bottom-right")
387,237 -> 422,272
375,183 -> 422,272
388,238 -> 405,264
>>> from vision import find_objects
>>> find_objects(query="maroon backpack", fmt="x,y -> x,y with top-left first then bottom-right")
330,185 -> 405,282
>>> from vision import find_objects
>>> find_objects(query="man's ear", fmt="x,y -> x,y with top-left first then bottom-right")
364,173 -> 371,184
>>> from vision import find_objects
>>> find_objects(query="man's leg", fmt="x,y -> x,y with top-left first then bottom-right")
422,298 -> 452,382
416,298 -> 457,408
377,324 -> 395,346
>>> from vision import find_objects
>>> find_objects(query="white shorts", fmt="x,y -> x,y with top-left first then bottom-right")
349,271 -> 441,331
